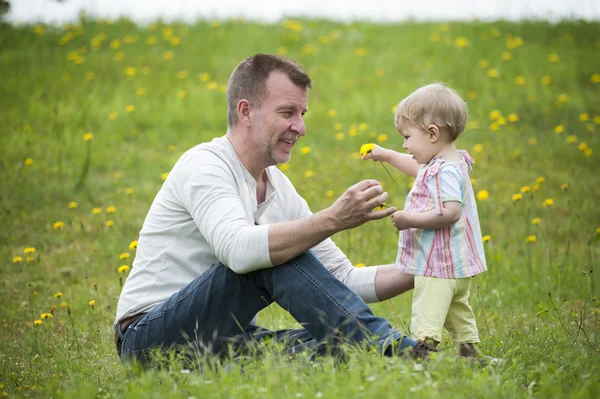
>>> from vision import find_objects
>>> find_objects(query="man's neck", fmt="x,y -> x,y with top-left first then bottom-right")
226,131 -> 268,182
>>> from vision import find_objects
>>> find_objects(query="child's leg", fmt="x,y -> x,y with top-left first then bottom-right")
444,277 -> 480,358
411,276 -> 454,346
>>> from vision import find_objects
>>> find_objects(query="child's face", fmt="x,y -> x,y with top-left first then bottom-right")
400,124 -> 437,164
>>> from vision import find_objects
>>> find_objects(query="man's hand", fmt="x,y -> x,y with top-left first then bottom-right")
392,210 -> 412,231
327,180 -> 396,230
361,144 -> 387,162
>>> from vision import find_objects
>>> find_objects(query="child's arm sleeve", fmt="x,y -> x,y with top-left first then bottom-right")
426,165 -> 464,215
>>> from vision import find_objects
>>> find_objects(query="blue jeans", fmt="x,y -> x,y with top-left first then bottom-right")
117,251 -> 415,366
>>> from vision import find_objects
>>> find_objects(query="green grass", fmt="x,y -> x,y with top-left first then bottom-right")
1,16 -> 599,398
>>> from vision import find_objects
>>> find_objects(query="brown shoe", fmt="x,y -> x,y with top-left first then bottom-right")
410,340 -> 439,360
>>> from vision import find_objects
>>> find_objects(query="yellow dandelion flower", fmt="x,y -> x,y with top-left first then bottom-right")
520,186 -> 530,194
515,75 -> 526,85
334,123 -> 343,131
548,53 -> 560,63
467,121 -> 480,130
277,46 -> 288,55
543,198 -> 554,207
105,220 -> 114,227
207,81 -> 218,90
479,59 -> 490,69
305,170 -> 314,178
532,217 -> 541,225
584,148 -> 593,157
106,205 -> 116,214
53,221 -> 64,230
24,247 -> 36,254
376,69 -> 385,78
34,319 -> 43,326
199,72 -> 211,82
162,51 -> 174,60
355,47 -> 368,57
145,35 -> 157,45
60,302 -> 68,308
327,109 -> 337,118
129,240 -> 138,251
587,124 -> 595,132
473,144 -> 484,153
579,113 -> 589,122
467,91 -> 478,100
512,193 -> 522,202
391,105 -> 398,114
326,190 -> 334,197
526,235 -> 537,243
25,158 -> 34,166
501,51 -> 512,61
126,188 -> 134,195
13,256 -> 23,263
554,125 -> 564,134
108,112 -> 118,120
536,177 -> 545,184
528,138 -> 537,145
40,313 -> 53,320
54,292 -> 62,299
532,183 -> 541,192
88,300 -> 96,308
497,116 -> 507,126
487,68 -> 499,78
566,135 -> 577,144
591,74 -> 600,83
136,87 -> 146,96
596,227 -> 600,236
68,201 -> 78,209
83,132 -> 94,141
489,110 -> 501,120
178,91 -> 186,99
301,146 -> 311,155
302,44 -> 317,55
92,207 -> 101,215
557,94 -> 569,104
490,28 -> 500,37
119,252 -> 130,259
455,37 -> 469,48
470,178 -> 477,186
113,52 -> 124,61
125,105 -> 135,113
279,164 -> 289,171
476,190 -> 489,201
560,183 -> 568,191
110,38 -> 121,49
176,70 -> 188,80
578,142 -> 589,152
408,181 -> 414,189
482,235 -> 491,243
508,113 -> 519,122
26,256 -> 35,262
359,123 -> 368,131
355,263 -> 366,268
161,172 -> 169,180
348,127 -> 357,137
85,71 -> 96,80
360,143 -> 375,157
541,75 -> 552,86
118,265 -> 130,274
377,134 -> 388,143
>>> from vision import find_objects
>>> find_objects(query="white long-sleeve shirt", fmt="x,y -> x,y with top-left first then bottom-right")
114,136 -> 379,327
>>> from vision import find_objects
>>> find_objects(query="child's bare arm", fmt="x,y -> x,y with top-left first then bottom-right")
362,144 -> 421,177
392,201 -> 462,230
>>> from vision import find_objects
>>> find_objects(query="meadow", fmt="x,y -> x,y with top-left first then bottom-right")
0,15 -> 599,398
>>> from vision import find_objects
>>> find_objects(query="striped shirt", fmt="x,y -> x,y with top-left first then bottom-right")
395,150 -> 487,278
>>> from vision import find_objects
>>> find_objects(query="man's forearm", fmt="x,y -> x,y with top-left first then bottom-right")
268,209 -> 339,266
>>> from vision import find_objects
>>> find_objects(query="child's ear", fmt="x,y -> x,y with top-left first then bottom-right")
427,124 -> 440,143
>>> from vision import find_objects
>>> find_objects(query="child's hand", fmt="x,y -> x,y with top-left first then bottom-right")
361,144 -> 386,161
392,210 -> 412,231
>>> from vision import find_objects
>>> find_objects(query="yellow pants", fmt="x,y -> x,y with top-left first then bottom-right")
411,275 -> 480,344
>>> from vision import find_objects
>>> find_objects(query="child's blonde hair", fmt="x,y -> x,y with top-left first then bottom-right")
394,82 -> 467,141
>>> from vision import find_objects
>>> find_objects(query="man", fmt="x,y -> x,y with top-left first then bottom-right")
114,54 -> 430,366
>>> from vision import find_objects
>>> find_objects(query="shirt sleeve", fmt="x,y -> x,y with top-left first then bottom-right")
180,150 -> 272,274
295,196 -> 380,303
426,164 -> 464,215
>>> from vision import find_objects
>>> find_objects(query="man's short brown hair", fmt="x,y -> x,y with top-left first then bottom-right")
226,54 -> 312,128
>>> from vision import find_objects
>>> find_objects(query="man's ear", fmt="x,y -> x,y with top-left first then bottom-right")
427,124 -> 440,143
237,99 -> 252,125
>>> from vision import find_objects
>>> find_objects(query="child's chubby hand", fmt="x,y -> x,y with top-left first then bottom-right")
392,210 -> 412,231
361,144 -> 387,162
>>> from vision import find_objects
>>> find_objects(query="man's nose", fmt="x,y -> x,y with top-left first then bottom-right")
291,116 -> 306,136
